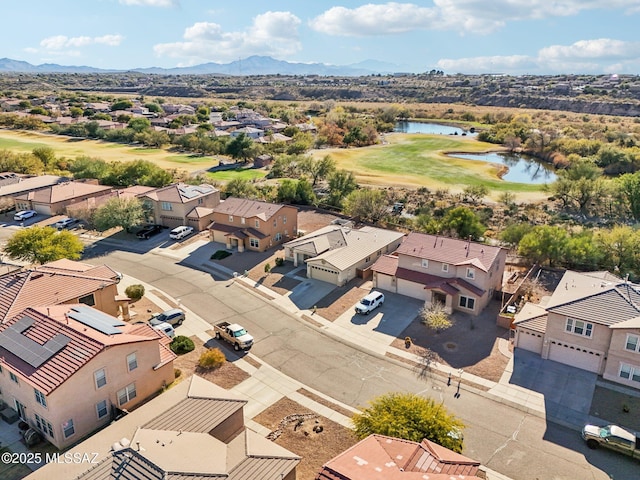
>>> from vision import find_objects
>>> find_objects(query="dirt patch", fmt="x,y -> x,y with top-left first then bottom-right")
590,385 -> 640,431
297,388 -> 357,418
314,278 -> 370,321
254,397 -> 358,480
127,295 -> 164,321
297,208 -> 342,234
301,314 -> 324,327
172,336 -> 250,390
242,355 -> 263,370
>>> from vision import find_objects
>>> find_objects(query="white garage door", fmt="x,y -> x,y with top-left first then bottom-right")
548,341 -> 602,373
308,265 -> 339,285
398,278 -> 427,301
374,273 -> 396,293
516,329 -> 543,354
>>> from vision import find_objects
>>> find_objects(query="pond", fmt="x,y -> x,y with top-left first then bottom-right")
449,152 -> 557,184
394,121 -> 474,136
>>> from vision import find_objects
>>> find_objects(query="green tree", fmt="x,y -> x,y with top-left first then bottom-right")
306,155 -> 336,186
4,226 -> 83,264
327,169 -> 357,207
499,223 -> 534,247
551,159 -> 605,214
616,172 -> 640,221
226,133 -> 254,163
518,225 -> 569,266
343,189 -> 388,223
111,99 -> 133,111
225,178 -> 258,199
594,226 -> 640,277
440,206 -> 485,240
128,117 -> 151,133
462,185 -> 488,204
352,392 -> 464,453
69,156 -> 111,181
93,197 -> 147,232
32,146 -> 56,168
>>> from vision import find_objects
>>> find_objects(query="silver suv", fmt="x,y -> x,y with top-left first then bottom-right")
150,308 -> 185,326
355,291 -> 385,314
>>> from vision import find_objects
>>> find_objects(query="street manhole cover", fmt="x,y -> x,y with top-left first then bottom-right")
444,342 -> 458,352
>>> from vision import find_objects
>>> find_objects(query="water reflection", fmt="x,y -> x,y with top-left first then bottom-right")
449,152 -> 557,184
395,121 -> 473,136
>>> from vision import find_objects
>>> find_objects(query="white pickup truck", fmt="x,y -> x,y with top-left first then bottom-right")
213,322 -> 254,351
582,423 -> 640,458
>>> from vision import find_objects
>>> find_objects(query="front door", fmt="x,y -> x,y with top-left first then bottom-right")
15,399 -> 27,421
433,291 -> 447,306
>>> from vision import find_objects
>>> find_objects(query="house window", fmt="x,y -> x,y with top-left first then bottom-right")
250,238 -> 259,248
365,256 -> 371,262
229,215 -> 234,222
34,389 -> 47,408
283,216 -> 287,224
62,419 -> 75,438
619,364 -> 640,383
459,296 -> 475,310
198,198 -> 203,205
9,372 -> 18,384
35,414 -> 54,438
274,232 -> 282,242
565,318 -> 593,338
466,268 -> 475,280
255,219 -> 260,228
442,263 -> 449,273
78,293 -> 95,307
96,400 -> 108,419
118,383 -> 137,406
161,202 -> 172,211
273,219 -> 277,227
626,334 -> 640,353
421,259 -> 429,269
94,369 -> 106,389
127,353 -> 138,372
241,217 -> 245,224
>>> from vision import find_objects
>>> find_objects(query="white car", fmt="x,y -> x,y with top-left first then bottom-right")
152,322 -> 175,338
354,291 -> 385,314
169,225 -> 194,240
54,217 -> 77,229
14,210 -> 37,221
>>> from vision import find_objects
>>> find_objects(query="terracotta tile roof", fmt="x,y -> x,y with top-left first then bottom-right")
13,181 -> 112,203
0,261 -> 118,323
547,287 -> 640,326
316,434 -> 480,480
397,233 -> 503,273
143,183 -> 217,204
514,302 -> 549,333
187,206 -> 214,218
371,254 -> 399,276
396,267 -> 485,297
212,197 -> 292,221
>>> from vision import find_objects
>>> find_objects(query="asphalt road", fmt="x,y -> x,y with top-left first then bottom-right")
80,245 -> 638,480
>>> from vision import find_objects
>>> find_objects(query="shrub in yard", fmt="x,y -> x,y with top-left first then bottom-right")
198,348 -> 226,370
170,335 -> 195,355
125,284 -> 145,301
174,368 -> 182,378
275,257 -> 284,267
211,250 -> 232,260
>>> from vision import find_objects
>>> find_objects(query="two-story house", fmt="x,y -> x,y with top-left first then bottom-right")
209,197 -> 298,252
142,183 -> 220,231
514,270 -> 640,389
0,304 -> 175,450
372,233 -> 507,315
0,259 -> 122,323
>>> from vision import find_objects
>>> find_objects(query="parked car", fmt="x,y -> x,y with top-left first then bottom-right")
354,291 -> 385,314
14,210 -> 37,221
214,321 -> 254,351
150,308 -> 185,327
152,322 -> 175,339
54,217 -> 78,229
169,225 -> 194,240
136,224 -> 163,239
582,423 -> 640,458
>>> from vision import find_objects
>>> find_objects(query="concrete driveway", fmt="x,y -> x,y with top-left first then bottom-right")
333,290 -> 423,346
281,278 -> 337,310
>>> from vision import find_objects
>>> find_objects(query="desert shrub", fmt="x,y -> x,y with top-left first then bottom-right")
198,348 -> 226,370
125,284 -> 145,301
170,335 -> 195,355
275,257 -> 284,267
211,250 -> 232,260
174,368 -> 182,378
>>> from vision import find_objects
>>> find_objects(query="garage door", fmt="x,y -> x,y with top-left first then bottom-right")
160,215 -> 184,229
308,265 -> 339,285
375,273 -> 396,293
548,341 -> 602,373
398,278 -> 427,300
516,329 -> 543,354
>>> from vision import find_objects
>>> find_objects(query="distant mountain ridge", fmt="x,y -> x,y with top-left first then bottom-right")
0,56 -> 407,76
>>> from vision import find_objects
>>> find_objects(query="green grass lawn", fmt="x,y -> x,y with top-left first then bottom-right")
312,133 -> 546,196
206,168 -> 267,182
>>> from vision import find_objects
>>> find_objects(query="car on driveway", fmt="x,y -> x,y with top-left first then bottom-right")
14,210 -> 37,221
54,217 -> 78,229
152,322 -> 175,338
169,225 -> 194,240
136,224 -> 163,239
354,291 -> 385,314
150,308 -> 185,327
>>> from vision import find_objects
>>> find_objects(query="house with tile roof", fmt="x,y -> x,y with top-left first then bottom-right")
0,259 -> 122,323
0,304 -> 175,450
27,376 -> 299,480
284,224 -> 405,286
372,233 -> 506,315
142,183 -> 220,231
13,180 -> 113,216
316,433 -> 481,480
514,270 -> 640,387
209,197 -> 298,252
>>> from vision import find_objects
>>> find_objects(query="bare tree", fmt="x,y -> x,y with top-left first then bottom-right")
420,302 -> 453,333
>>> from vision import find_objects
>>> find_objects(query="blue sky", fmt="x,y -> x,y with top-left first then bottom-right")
3,1 -> 640,74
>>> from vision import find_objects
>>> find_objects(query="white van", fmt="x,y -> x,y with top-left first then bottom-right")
354,291 -> 385,314
152,322 -> 175,338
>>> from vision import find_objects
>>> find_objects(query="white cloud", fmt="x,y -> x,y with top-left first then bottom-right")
310,1 -> 640,36
39,34 -> 124,51
437,38 -> 640,74
119,0 -> 177,6
154,11 -> 301,63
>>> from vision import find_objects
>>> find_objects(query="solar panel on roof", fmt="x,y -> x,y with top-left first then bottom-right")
68,305 -> 124,335
0,316 -> 71,368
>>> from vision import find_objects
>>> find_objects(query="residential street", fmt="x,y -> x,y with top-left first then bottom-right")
81,244 -> 637,480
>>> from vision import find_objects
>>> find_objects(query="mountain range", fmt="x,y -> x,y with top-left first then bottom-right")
0,56 -> 409,76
